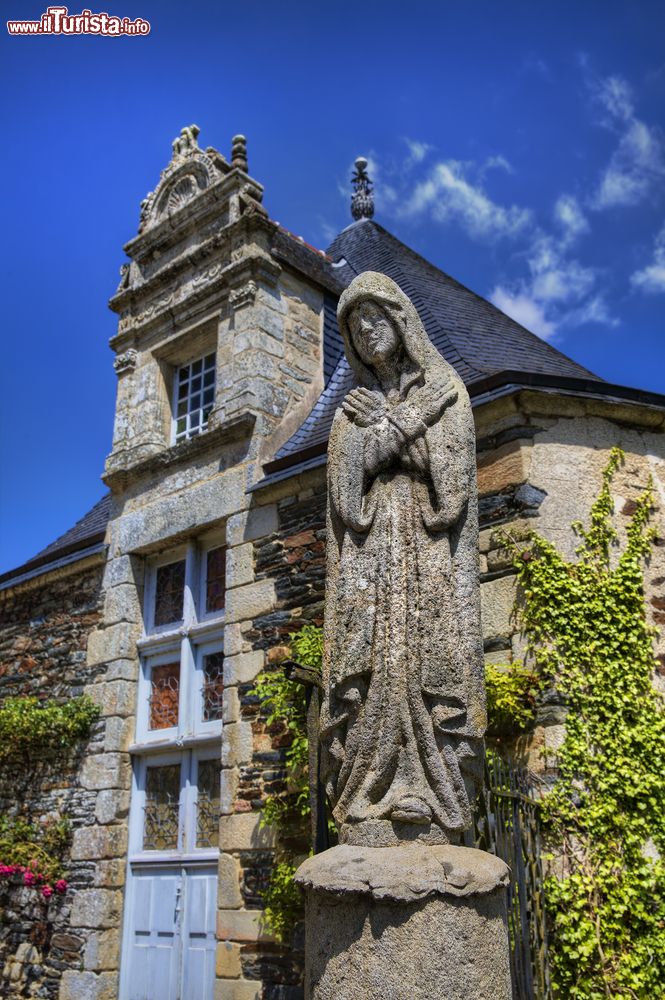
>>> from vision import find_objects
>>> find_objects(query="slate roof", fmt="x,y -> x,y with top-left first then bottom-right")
0,493 -> 110,588
267,219 -> 604,470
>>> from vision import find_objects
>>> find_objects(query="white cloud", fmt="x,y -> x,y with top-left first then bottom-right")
561,295 -> 619,328
489,194 -> 616,340
527,233 -> 595,304
631,222 -> 665,293
403,138 -> 433,166
531,261 -> 595,304
401,160 -> 531,240
483,154 -> 513,175
490,287 -> 557,340
590,74 -> 665,210
594,75 -> 634,123
554,194 -> 589,240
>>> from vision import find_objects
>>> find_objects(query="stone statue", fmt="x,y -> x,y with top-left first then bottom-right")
172,123 -> 200,159
319,271 -> 486,847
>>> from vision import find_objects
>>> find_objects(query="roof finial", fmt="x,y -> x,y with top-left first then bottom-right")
231,134 -> 248,172
351,156 -> 374,221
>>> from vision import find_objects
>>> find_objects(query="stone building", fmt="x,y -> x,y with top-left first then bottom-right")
0,127 -> 663,1000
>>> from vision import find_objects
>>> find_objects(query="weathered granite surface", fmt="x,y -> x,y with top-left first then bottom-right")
297,272 -> 510,1000
298,845 -> 511,1000
319,272 -> 486,847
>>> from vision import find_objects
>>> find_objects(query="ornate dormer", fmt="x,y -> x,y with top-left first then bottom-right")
104,128 -> 326,491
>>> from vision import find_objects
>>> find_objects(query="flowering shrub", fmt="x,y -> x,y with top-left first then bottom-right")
0,864 -> 67,898
0,816 -> 71,898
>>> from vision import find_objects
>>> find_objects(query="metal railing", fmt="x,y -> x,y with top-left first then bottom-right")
471,755 -> 552,1000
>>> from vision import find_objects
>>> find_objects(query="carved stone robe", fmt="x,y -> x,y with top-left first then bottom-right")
320,272 -> 486,847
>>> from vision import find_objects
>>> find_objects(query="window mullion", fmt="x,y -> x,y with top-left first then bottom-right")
178,753 -> 189,853
182,750 -> 194,853
183,542 -> 198,626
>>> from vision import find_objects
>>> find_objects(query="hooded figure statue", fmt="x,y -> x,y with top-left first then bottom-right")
319,271 -> 486,847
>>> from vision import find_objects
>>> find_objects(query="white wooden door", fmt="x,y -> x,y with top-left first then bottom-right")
123,866 -> 182,1000
122,865 -> 217,1000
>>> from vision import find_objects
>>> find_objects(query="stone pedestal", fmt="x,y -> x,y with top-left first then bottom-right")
295,844 -> 512,1000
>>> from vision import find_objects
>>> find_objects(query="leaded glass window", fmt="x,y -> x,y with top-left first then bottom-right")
149,662 -> 180,730
202,652 -> 224,722
174,352 -> 216,443
143,763 -> 181,850
205,546 -> 226,613
196,759 -> 221,848
154,559 -> 185,626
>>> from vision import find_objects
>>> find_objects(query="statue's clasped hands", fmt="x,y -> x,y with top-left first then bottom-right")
342,377 -> 457,429
411,377 -> 458,425
342,387 -> 387,427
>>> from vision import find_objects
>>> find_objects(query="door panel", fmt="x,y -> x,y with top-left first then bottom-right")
181,867 -> 217,998
123,868 -> 181,1000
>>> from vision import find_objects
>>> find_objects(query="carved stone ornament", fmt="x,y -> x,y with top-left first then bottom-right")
138,125 -> 223,234
229,280 -> 258,311
320,272 -> 486,848
113,348 -> 138,375
115,262 -> 131,295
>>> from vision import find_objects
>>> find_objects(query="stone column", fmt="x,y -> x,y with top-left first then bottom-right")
295,272 -> 511,999
297,846 -> 510,1000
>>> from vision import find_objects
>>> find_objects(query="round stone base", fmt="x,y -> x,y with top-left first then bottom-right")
295,844 -> 512,1000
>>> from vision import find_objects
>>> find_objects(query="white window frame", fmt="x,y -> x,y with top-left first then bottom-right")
137,645 -> 185,746
129,750 -> 221,864
198,536 -> 227,622
195,639 -> 226,736
143,546 -> 188,636
172,351 -> 216,445
137,538 -> 226,747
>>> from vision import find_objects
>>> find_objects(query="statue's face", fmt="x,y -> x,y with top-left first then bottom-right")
348,301 -> 399,366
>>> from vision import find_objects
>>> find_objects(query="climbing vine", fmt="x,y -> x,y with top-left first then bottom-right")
502,447 -> 665,998
0,694 -> 100,761
251,625 -> 324,940
485,661 -> 540,737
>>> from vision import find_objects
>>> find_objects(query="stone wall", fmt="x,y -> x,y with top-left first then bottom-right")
473,392 -> 665,772
0,562 -> 105,998
216,480 -> 325,1000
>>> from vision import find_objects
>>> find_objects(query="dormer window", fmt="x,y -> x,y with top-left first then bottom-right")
173,352 -> 216,443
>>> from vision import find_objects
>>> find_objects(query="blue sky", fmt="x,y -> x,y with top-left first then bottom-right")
1,0 -> 664,572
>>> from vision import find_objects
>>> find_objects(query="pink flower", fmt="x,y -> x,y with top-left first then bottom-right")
23,871 -> 36,886
55,879 -> 68,894
41,886 -> 53,898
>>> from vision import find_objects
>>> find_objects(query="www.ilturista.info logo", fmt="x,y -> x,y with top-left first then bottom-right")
7,6 -> 150,35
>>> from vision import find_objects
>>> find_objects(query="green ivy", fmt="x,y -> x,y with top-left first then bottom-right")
0,694 -> 100,761
251,625 -> 324,939
485,661 -> 541,736
501,447 -> 665,998
259,860 -> 303,942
